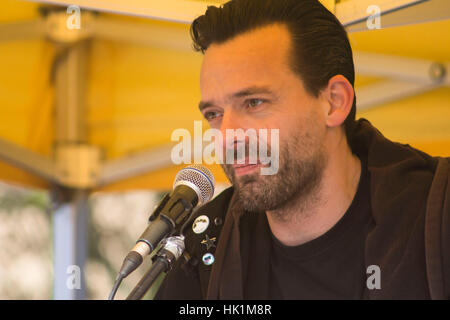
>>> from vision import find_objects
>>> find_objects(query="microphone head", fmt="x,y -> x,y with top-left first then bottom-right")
173,165 -> 215,205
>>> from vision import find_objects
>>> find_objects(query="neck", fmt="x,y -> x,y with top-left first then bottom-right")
266,134 -> 361,246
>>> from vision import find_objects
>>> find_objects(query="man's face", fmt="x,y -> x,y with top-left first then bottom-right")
199,23 -> 329,214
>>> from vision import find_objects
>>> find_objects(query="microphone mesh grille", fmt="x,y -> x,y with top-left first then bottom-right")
173,165 -> 215,204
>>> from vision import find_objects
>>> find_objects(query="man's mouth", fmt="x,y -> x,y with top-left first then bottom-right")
232,159 -> 263,176
233,163 -> 261,176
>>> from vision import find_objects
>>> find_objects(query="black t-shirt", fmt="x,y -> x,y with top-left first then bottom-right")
242,158 -> 373,299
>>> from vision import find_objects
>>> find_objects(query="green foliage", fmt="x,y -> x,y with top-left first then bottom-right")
0,189 -> 50,213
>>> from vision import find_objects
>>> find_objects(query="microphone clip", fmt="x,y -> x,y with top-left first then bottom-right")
148,193 -> 171,222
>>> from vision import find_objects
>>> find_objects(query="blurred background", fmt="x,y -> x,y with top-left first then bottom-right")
0,0 -> 449,299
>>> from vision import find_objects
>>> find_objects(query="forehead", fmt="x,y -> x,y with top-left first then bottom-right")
200,23 -> 294,94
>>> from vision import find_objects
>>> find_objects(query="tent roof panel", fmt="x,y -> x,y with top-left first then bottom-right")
350,19 -> 450,61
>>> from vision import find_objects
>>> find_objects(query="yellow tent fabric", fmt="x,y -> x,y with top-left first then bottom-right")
0,0 -> 449,191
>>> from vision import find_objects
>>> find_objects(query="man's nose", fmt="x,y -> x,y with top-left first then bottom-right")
220,109 -> 247,146
220,110 -> 249,156
219,108 -> 239,130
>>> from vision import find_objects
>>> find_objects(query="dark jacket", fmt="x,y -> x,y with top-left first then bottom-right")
156,118 -> 450,300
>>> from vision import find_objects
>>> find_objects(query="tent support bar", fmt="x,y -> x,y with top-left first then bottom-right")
54,41 -> 89,143
356,80 -> 441,111
354,52 -> 448,84
26,0 -> 219,24
98,144 -> 174,186
0,138 -> 56,181
91,16 -> 192,50
344,0 -> 450,32
52,38 -> 90,300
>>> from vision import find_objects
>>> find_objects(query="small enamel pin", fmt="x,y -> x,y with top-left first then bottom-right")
201,234 -> 216,250
202,253 -> 215,266
192,215 -> 210,234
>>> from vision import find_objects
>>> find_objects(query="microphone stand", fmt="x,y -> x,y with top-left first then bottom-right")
126,235 -> 185,300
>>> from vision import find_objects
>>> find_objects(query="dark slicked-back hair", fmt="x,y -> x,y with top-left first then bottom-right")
190,0 -> 357,140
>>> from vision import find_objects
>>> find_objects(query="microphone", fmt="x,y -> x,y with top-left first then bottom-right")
126,235 -> 185,300
116,165 -> 215,280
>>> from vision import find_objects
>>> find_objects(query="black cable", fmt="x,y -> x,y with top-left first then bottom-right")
108,274 -> 124,300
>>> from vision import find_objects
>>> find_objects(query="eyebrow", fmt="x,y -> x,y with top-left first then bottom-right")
198,85 -> 274,111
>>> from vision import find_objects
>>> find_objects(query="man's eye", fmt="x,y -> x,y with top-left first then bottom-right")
247,99 -> 264,108
204,110 -> 222,121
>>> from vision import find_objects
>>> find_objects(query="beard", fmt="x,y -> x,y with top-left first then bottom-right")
222,130 -> 328,221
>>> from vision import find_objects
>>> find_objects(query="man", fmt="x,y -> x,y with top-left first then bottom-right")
155,0 -> 450,299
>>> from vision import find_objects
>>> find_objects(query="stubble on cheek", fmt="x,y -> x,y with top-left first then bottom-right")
220,121 -> 327,216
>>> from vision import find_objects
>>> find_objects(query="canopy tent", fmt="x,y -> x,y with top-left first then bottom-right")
0,0 -> 449,299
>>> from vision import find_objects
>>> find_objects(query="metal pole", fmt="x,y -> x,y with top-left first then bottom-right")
51,187 -> 89,300
52,39 -> 90,300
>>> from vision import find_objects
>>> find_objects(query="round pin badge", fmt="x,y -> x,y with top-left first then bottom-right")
192,215 -> 210,234
202,253 -> 215,266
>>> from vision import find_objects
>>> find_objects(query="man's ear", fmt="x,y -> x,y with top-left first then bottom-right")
322,75 -> 354,128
